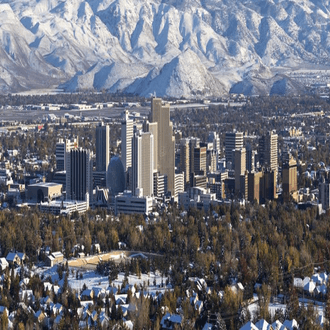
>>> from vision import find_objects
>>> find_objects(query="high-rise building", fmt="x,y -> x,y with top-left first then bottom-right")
194,146 -> 207,175
153,172 -> 167,198
234,148 -> 247,198
259,131 -> 278,173
189,137 -> 200,176
261,169 -> 277,203
245,143 -> 256,173
150,98 -> 175,195
95,123 -> 110,172
132,131 -> 154,197
56,137 -> 78,171
143,121 -> 158,172
207,149 -> 218,173
66,148 -> 93,205
207,131 -> 220,154
283,156 -> 298,202
225,131 -> 243,170
121,110 -> 134,172
319,177 -> 330,211
248,171 -> 263,204
179,138 -> 190,186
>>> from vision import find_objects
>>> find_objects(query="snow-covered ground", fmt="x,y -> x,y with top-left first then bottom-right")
248,294 -> 324,320
35,265 -> 170,294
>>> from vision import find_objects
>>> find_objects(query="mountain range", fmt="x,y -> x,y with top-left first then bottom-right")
1,0 -> 330,97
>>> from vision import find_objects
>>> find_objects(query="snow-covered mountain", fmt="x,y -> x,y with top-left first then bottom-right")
1,0 -> 330,96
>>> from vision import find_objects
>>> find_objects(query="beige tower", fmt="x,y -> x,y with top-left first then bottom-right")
132,131 -> 154,197
235,147 -> 247,198
180,138 -> 190,186
150,98 -> 175,195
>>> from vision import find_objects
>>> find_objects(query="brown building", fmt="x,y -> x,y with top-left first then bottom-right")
283,156 -> 298,202
261,169 -> 277,203
248,171 -> 263,204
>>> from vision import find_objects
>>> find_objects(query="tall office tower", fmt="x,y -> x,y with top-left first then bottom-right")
248,171 -> 263,204
180,138 -> 190,185
189,137 -> 200,176
234,148 -> 247,197
66,148 -> 93,204
207,149 -> 218,173
194,146 -> 207,175
319,177 -> 330,211
56,137 -> 78,171
283,156 -> 298,202
95,123 -> 110,172
207,132 -> 220,153
132,131 -> 154,197
121,110 -> 134,172
150,98 -> 175,195
143,121 -> 158,172
261,169 -> 277,202
225,131 -> 243,170
245,143 -> 255,173
259,131 -> 278,172
153,172 -> 168,198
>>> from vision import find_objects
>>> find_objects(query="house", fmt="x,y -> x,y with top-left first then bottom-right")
282,319 -> 299,329
0,306 -> 8,316
46,252 -> 64,267
255,319 -> 271,330
34,310 -> 45,323
6,252 -> 25,266
81,289 -> 94,300
92,244 -> 101,254
239,321 -> 258,330
98,311 -> 109,328
195,300 -> 203,314
160,312 -> 183,329
271,320 -> 285,330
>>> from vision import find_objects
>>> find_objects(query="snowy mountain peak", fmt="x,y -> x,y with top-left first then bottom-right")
1,0 -> 330,96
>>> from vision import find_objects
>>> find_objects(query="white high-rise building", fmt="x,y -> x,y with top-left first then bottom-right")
207,132 -> 220,153
132,131 -> 154,197
259,131 -> 278,172
56,137 -> 78,171
225,131 -> 243,170
121,110 -> 134,172
95,123 -> 110,172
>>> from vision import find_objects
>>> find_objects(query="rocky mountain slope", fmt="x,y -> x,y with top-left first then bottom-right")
1,0 -> 330,97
